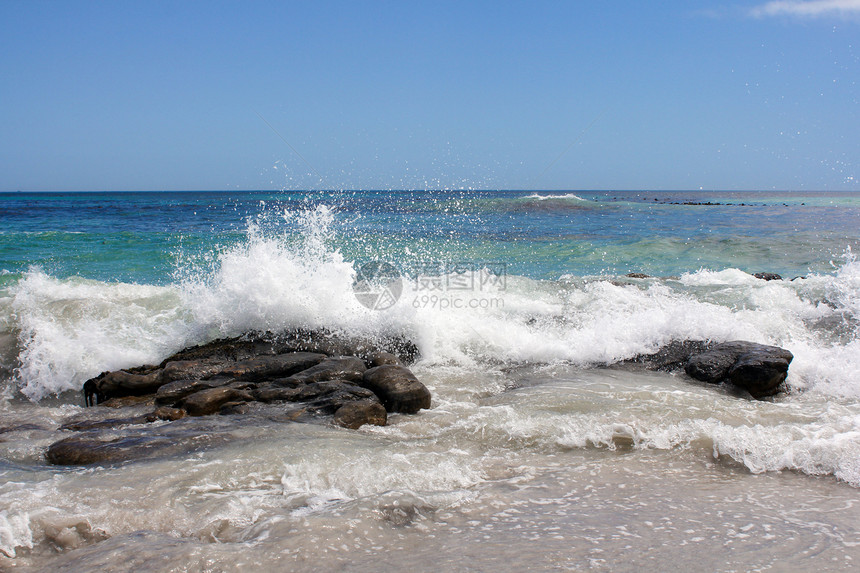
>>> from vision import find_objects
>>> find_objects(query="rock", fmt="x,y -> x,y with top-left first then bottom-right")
45,433 -> 179,466
59,406 -> 186,432
219,402 -> 251,415
685,347 -> 739,383
46,435 -> 126,465
59,416 -> 149,432
83,370 -> 162,406
302,381 -> 380,415
368,351 -> 402,367
360,365 -> 432,414
179,387 -> 253,416
728,352 -> 793,398
0,423 -> 47,434
333,400 -> 387,429
252,384 -> 302,403
626,273 -> 650,279
620,340 -> 712,372
277,356 -> 367,385
156,337 -> 277,365
158,360 -> 229,383
67,330 -> 429,465
267,329 -> 420,365
753,272 -> 783,281
215,352 -> 328,381
155,379 -> 218,404
685,341 -> 793,398
98,395 -> 156,408
144,406 -> 186,422
45,425 -> 223,466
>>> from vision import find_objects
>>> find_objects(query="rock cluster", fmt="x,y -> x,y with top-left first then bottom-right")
46,330 -> 430,466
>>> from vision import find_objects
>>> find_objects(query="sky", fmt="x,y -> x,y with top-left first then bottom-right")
1,0 -> 858,192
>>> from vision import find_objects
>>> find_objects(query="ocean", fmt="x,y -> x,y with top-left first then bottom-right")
1,190 -> 858,571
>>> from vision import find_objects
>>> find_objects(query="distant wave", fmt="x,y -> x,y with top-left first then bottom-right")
523,193 -> 586,202
499,192 -> 597,213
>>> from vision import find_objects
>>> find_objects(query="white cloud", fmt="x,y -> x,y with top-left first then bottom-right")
751,0 -> 860,18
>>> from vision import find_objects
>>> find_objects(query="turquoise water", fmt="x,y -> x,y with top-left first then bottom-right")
2,190 -> 857,284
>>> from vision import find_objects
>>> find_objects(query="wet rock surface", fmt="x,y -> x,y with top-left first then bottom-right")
48,329 -> 429,466
685,341 -> 793,398
361,365 -> 432,414
618,339 -> 793,399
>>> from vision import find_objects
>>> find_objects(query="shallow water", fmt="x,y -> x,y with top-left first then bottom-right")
2,366 -> 859,571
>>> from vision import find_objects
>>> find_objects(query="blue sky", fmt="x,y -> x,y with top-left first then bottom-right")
1,1 -> 858,191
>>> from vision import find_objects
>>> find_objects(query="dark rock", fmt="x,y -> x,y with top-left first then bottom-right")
83,370 -> 162,406
46,435 -> 137,465
685,341 -> 793,398
302,381 -> 380,415
360,365 -> 432,414
44,422 -> 226,466
144,406 -> 186,422
97,395 -> 156,408
159,360 -> 228,383
620,340 -> 712,372
83,329 -> 422,406
59,406 -> 186,432
156,337 -> 277,366
685,347 -> 739,383
729,352 -> 793,398
252,384 -> 302,403
215,352 -> 328,381
334,401 -> 387,429
179,387 -> 253,416
59,416 -> 149,432
219,402 -> 251,415
368,352 -> 402,367
266,329 -> 420,365
753,272 -> 783,281
626,273 -> 650,279
277,356 -> 367,385
46,432 -> 201,466
155,379 -> 218,404
68,329 -> 429,465
0,423 -> 47,434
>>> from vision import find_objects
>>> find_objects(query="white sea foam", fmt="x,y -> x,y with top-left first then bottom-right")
2,206 -> 859,402
3,272 -> 193,400
524,193 -> 586,201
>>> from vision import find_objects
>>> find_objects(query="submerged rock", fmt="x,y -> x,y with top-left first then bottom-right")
46,432 -> 199,466
334,400 -> 387,429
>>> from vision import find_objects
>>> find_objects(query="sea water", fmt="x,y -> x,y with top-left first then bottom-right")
0,190 -> 858,571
